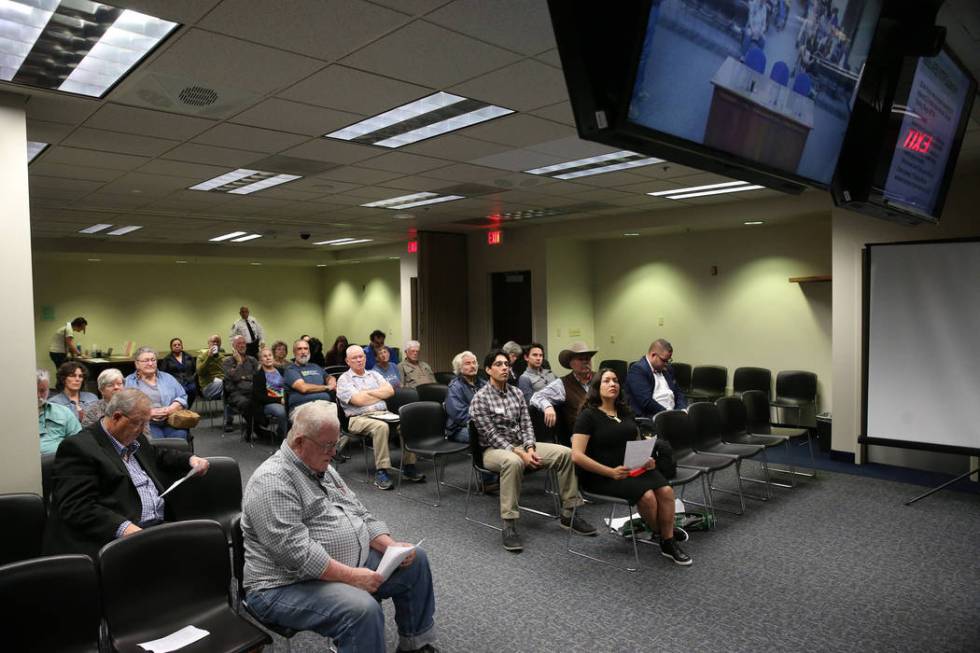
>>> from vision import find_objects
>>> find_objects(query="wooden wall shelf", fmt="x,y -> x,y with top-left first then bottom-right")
789,275 -> 832,283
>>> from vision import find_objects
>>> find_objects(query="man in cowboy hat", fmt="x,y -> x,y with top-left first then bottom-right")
529,341 -> 598,439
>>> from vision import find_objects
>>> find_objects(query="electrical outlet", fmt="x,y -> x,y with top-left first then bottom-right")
658,317 -> 664,327
609,335 -> 616,344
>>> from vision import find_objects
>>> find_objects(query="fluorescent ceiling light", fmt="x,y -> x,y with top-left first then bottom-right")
210,231 -> 247,242
175,260 -> 188,263
231,233 -> 262,242
106,225 -> 142,236
79,223 -> 113,234
0,2 -> 178,98
190,169 -> 302,194
744,221 -> 764,225
667,185 -> 765,200
27,141 -> 47,161
648,181 -> 750,197
316,264 -> 326,267
87,258 -> 101,262
249,262 -> 262,266
314,238 -> 356,246
329,238 -> 373,246
325,91 -> 513,148
553,157 -> 664,180
526,150 -> 664,179
624,232 -> 640,236
361,192 -> 464,210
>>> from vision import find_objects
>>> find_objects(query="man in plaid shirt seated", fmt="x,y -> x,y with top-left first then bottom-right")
469,349 -> 597,552
241,400 -> 438,653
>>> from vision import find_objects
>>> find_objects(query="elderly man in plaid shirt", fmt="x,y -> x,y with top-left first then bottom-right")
469,349 -> 596,552
241,400 -> 438,653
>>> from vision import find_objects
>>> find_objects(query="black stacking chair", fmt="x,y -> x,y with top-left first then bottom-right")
337,401 -> 374,483
324,364 -> 348,379
40,453 -> 56,510
397,402 -> 469,506
772,370 -> 818,428
464,423 -> 559,531
528,404 -> 562,444
689,402 -> 770,502
149,437 -> 193,454
633,419 -> 705,499
0,554 -> 101,652
686,365 -> 728,402
416,383 -> 448,404
99,520 -> 270,653
434,371 -> 455,385
654,409 -> 739,520
743,389 -> 814,483
732,366 -> 772,399
166,457 -> 241,544
670,362 -> 693,394
598,359 -> 629,385
716,395 -> 792,489
566,489 -> 642,572
0,493 -> 45,566
386,387 -> 419,414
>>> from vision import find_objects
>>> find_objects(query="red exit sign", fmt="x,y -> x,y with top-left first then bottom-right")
487,230 -> 503,246
407,240 -> 418,253
902,128 -> 933,154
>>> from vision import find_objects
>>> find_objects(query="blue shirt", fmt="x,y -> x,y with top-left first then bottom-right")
284,362 -> 332,409
48,390 -> 99,419
101,422 -> 165,537
373,363 -> 401,388
124,371 -> 188,410
445,375 -> 487,440
38,402 -> 82,454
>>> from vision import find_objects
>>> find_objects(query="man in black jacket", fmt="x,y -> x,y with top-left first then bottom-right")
626,339 -> 688,418
44,388 -> 210,560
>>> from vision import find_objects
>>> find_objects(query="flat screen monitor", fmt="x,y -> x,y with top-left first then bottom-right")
623,0 -> 884,187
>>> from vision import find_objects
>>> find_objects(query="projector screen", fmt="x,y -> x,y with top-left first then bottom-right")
864,239 -> 980,454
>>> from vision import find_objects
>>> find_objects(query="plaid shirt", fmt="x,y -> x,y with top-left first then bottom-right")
241,441 -> 389,594
469,382 -> 536,451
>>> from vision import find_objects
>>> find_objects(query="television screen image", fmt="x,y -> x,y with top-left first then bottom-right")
627,0 -> 882,185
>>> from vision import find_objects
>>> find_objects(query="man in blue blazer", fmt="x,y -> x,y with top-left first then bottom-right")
627,339 -> 688,417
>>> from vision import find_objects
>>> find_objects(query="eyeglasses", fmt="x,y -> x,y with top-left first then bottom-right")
307,438 -> 339,453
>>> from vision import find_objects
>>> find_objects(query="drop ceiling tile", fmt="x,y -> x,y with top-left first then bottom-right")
524,135 -> 619,159
28,162 -> 124,183
192,124 -> 310,153
85,104 -> 215,140
340,21 -> 521,88
199,0 -> 409,60
62,128 -> 181,157
449,59 -> 568,112
319,167 -> 405,185
26,120 -> 74,144
359,152 -> 447,174
25,92 -> 100,125
529,101 -> 576,126
137,159 -> 231,180
569,171 -> 652,188
230,99 -> 363,136
99,173 -> 200,197
376,175 -> 449,192
74,193 -> 156,210
111,0 -> 223,23
401,134 -> 511,162
30,176 -> 105,193
280,139 -> 380,165
161,143 -> 267,167
278,65 -> 430,115
535,49 -> 562,68
426,0 -> 557,56
463,113 -> 573,148
368,0 -> 453,15
421,163 -> 505,183
470,149 -> 565,172
630,163 -> 707,179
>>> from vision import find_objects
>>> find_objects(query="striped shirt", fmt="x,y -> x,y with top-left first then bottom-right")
469,382 -> 536,451
241,441 -> 389,594
103,424 -> 164,537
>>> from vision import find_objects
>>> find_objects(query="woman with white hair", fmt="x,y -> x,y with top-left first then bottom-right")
444,351 -> 487,443
80,368 -> 126,429
124,346 -> 189,438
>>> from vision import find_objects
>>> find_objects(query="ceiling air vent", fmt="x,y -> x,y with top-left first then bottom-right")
178,86 -> 218,107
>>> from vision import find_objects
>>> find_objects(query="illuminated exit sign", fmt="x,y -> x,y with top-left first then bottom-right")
487,230 -> 503,246
407,240 -> 418,253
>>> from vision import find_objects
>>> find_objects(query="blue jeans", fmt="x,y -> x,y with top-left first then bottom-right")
148,422 -> 188,438
263,403 -> 287,439
247,548 -> 436,653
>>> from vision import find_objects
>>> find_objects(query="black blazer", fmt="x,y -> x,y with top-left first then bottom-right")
43,424 -> 192,560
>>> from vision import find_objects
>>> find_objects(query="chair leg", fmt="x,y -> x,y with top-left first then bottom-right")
566,501 -> 641,572
464,466 -> 502,532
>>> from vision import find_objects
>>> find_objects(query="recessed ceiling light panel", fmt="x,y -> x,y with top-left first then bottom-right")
79,223 -> 113,234
209,231 -> 247,242
526,150 -> 664,179
27,140 -> 47,162
648,181 -> 750,197
361,192 -> 464,210
190,169 -> 302,194
106,225 -> 142,235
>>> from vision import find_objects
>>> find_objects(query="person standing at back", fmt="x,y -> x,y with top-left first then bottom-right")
230,305 -> 264,358
49,317 -> 87,368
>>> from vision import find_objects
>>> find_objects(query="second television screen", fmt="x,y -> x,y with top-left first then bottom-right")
628,0 -> 882,185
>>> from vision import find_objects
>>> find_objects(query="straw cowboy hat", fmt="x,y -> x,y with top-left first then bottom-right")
558,341 -> 598,369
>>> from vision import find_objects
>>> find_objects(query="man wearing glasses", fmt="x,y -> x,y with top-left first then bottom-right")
626,339 -> 688,418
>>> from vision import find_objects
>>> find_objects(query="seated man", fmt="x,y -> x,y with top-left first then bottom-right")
284,339 -> 336,413
470,349 -> 596,552
241,401 -> 437,653
529,341 -> 597,441
196,334 -> 227,400
37,369 -> 81,454
626,339 -> 687,418
397,340 -> 435,389
518,342 -> 556,402
222,335 -> 259,433
336,346 -> 424,490
44,389 -> 209,560
444,350 -> 486,443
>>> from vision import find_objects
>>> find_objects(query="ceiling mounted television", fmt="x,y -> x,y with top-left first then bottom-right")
550,0 -> 885,193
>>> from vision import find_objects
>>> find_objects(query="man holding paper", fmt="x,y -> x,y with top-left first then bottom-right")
44,389 -> 210,560
241,400 -> 437,653
571,369 -> 692,565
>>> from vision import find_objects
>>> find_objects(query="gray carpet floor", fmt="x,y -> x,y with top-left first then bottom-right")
195,425 -> 980,653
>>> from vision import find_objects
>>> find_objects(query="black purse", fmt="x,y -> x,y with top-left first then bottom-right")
653,439 -> 677,479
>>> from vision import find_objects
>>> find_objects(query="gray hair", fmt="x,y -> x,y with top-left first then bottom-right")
501,341 -> 523,356
345,344 -> 364,358
97,368 -> 124,390
37,369 -> 50,385
134,346 -> 156,361
404,339 -> 420,351
287,400 -> 339,446
452,350 -> 477,375
649,338 -> 673,353
105,388 -> 150,416
231,334 -> 246,344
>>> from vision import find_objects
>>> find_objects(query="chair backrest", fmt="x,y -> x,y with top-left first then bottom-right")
323,364 -> 348,378
0,554 -> 101,652
671,362 -> 693,392
770,60 -> 790,86
99,520 -> 231,636
468,421 -> 485,469
733,366 -> 772,398
398,402 -> 446,446
792,71 -> 811,96
149,437 -> 192,454
775,370 -> 817,402
597,359 -> 628,385
652,409 -> 695,456
386,387 -> 419,414
434,371 -> 455,385
528,404 -> 560,444
691,365 -> 727,393
416,383 -> 448,404
688,402 -> 725,449
0,493 -> 45,566
231,515 -> 246,600
40,453 -> 56,508
715,395 -> 748,435
166,457 -> 242,529
741,390 -> 772,432
745,46 -> 766,73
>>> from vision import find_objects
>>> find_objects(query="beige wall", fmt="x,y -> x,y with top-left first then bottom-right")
832,159 -> 980,467
321,259 -> 402,350
545,238 -> 596,357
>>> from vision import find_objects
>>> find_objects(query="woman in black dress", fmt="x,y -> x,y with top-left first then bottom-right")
571,368 -> 691,565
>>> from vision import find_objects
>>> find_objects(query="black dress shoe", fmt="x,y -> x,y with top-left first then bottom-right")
502,520 -> 523,552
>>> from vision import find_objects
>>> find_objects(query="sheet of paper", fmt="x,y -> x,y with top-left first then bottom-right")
376,544 -> 415,581
138,625 -> 209,653
371,411 -> 401,422
623,438 -> 655,470
84,357 -> 110,363
604,512 -> 643,534
159,467 -> 198,499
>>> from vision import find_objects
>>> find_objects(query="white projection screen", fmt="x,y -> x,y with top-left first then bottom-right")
864,239 -> 980,454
